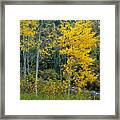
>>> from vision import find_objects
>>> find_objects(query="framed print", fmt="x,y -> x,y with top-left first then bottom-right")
0,0 -> 119,119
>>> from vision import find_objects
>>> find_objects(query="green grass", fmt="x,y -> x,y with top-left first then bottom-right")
20,91 -> 100,100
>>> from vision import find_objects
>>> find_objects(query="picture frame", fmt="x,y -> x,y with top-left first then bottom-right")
0,0 -> 119,119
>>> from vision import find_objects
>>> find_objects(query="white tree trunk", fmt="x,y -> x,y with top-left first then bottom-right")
35,50 -> 39,96
23,35 -> 26,81
23,52 -> 26,80
35,20 -> 43,96
27,54 -> 29,75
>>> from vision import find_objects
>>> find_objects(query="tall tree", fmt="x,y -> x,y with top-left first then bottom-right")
59,20 -> 99,97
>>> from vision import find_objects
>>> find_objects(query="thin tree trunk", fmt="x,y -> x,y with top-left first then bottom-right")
68,82 -> 70,99
27,54 -> 29,75
59,53 -> 62,80
27,36 -> 30,75
35,51 -> 39,96
67,60 -> 71,100
23,34 -> 27,81
23,52 -> 26,80
35,20 -> 43,96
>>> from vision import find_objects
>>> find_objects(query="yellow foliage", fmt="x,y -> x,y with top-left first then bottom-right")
59,20 -> 99,88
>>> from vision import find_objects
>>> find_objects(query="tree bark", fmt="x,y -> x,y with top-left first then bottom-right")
35,51 -> 39,96
23,52 -> 26,80
27,54 -> 29,75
